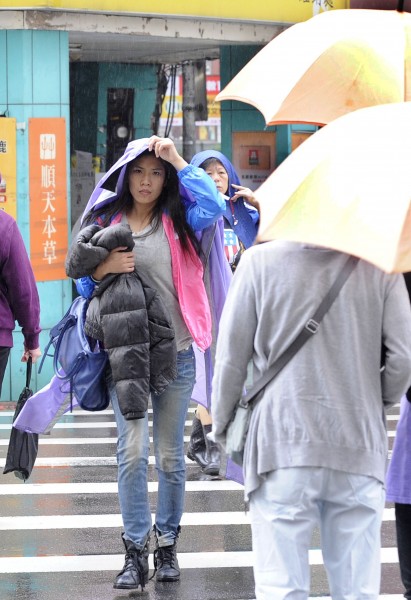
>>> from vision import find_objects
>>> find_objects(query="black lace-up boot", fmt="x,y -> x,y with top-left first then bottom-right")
152,525 -> 181,582
202,423 -> 221,476
113,533 -> 150,590
186,413 -> 208,469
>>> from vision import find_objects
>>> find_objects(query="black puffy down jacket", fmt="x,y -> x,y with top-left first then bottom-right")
65,223 -> 177,419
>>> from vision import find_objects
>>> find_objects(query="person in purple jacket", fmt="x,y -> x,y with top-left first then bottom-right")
0,209 -> 41,395
185,150 -> 259,476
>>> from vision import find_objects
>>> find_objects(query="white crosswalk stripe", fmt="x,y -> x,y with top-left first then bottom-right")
0,404 -> 405,599
0,547 -> 403,573
0,508 -> 399,529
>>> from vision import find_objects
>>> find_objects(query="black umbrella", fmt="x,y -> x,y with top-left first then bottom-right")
3,358 -> 39,481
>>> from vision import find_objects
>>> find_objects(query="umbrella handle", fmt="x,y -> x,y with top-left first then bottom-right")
26,357 -> 32,388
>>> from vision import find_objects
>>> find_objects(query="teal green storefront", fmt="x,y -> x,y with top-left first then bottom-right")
0,29 -> 159,400
0,31 -> 314,401
0,30 -> 71,400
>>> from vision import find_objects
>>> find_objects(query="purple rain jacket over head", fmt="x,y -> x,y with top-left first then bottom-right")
82,138 -> 150,219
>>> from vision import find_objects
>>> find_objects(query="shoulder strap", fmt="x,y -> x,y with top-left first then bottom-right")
241,255 -> 359,407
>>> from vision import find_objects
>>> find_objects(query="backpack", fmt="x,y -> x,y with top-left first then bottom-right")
39,296 -> 109,411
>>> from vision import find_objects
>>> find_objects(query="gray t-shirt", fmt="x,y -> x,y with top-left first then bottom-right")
122,215 -> 192,351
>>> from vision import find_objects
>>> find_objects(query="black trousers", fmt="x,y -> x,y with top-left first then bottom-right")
0,347 -> 10,398
395,503 -> 411,599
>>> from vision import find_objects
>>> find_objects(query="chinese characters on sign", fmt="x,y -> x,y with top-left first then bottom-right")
0,118 -> 17,219
29,118 -> 68,281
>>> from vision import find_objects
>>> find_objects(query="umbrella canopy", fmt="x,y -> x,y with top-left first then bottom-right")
216,8 -> 411,126
3,359 -> 38,481
253,102 -> 411,274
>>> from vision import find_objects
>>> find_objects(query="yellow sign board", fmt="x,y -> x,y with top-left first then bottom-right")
161,75 -> 221,120
0,1 -> 350,23
0,118 -> 17,219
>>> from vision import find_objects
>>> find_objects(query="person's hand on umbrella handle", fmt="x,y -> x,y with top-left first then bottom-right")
147,135 -> 188,172
22,347 -> 42,364
231,184 -> 260,212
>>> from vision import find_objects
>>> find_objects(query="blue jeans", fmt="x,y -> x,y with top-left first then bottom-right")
110,346 -> 195,550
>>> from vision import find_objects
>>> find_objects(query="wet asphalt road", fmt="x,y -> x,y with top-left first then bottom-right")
0,403 -> 406,600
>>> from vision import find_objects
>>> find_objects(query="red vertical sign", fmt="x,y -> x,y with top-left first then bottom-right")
29,118 -> 68,281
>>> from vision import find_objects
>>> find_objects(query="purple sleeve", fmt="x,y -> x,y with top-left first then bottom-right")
3,221 -> 41,349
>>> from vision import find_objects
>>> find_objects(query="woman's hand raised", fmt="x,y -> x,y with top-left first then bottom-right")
147,136 -> 188,172
231,184 -> 260,212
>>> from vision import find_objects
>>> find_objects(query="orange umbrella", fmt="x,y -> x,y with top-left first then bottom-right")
216,8 -> 411,126
254,102 -> 411,273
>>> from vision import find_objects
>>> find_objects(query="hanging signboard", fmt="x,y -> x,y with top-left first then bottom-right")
29,118 -> 68,281
232,131 -> 276,191
0,118 -> 17,219
160,74 -> 221,126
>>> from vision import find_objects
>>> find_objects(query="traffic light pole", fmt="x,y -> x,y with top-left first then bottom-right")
182,61 -> 196,162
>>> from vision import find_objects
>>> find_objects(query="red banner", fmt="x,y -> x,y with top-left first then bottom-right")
29,118 -> 68,281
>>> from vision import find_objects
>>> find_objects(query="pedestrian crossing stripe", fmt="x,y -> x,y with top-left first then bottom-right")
0,480 -> 243,494
0,547 -> 401,573
0,406 -> 398,419
0,437 -> 121,445
0,420 -> 194,430
0,407 -> 197,417
0,403 -> 405,598
0,508 -> 397,529
0,435 -> 191,445
0,407 -> 197,419
0,455 -> 205,466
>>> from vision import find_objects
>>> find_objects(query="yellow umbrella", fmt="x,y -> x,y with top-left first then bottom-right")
254,102 -> 411,273
216,8 -> 411,126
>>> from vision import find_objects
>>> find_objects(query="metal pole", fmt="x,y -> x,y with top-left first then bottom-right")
398,0 -> 405,11
182,62 -> 196,162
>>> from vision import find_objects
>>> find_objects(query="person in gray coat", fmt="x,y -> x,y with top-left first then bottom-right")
211,240 -> 411,600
